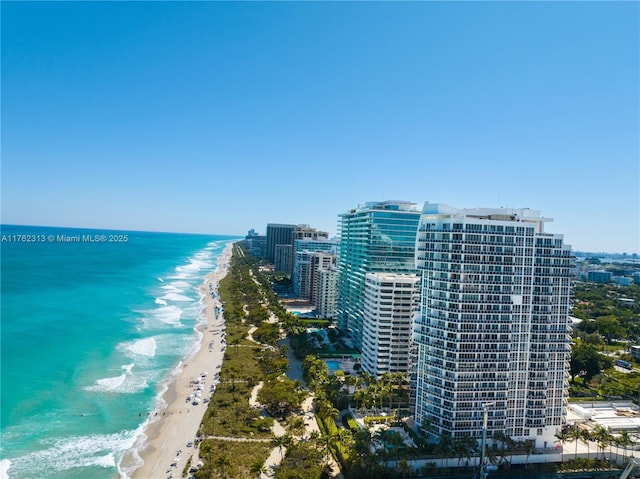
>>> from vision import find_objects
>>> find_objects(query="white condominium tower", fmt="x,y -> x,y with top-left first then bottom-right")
413,203 -> 572,450
362,272 -> 420,377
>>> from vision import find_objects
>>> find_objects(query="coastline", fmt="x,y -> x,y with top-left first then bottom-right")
123,241 -> 234,479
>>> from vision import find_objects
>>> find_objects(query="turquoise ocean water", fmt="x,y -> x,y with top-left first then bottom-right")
0,225 -> 239,479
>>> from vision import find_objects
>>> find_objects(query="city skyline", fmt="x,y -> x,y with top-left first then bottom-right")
2,2 -> 638,254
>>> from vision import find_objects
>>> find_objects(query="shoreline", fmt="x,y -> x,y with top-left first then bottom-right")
122,241 -> 234,479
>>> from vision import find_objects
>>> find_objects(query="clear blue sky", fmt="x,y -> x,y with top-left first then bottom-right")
2,1 -> 638,253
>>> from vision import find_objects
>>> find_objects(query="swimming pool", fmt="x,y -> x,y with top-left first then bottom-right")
325,360 -> 341,371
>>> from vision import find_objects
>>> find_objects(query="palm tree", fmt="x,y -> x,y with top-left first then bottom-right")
214,454 -> 232,479
436,433 -> 455,468
519,439 -> 535,468
580,429 -> 593,460
493,431 -> 514,465
455,434 -> 477,467
272,433 -> 292,460
567,424 -> 582,460
618,430 -> 633,461
398,459 -> 412,479
249,459 -> 267,479
353,428 -> 373,456
592,425 -> 612,461
386,430 -> 405,471
555,429 -> 569,463
336,427 -> 354,450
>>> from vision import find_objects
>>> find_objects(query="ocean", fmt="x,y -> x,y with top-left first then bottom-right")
0,225 -> 239,479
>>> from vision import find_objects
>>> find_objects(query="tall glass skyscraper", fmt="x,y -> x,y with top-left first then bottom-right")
413,203 -> 572,450
337,200 -> 421,350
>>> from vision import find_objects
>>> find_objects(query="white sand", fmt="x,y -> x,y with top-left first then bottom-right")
128,242 -> 234,479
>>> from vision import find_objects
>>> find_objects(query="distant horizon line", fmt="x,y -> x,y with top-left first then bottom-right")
2,223 -> 636,256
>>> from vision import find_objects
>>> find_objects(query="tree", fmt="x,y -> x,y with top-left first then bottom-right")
436,433 -> 455,468
258,377 -> 306,419
385,431 -> 405,471
592,425 -> 609,461
288,416 -> 306,438
618,430 -> 634,461
272,433 -> 293,460
454,434 -> 477,467
250,459 -> 267,479
580,429 -> 593,459
570,344 -> 603,383
555,429 -> 569,463
214,454 -> 232,479
398,459 -> 412,479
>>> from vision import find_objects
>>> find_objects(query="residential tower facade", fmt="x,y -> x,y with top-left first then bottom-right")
413,203 -> 572,450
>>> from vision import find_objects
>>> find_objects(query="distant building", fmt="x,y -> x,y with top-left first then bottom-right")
274,244 -> 293,275
266,224 -> 296,263
588,271 -> 612,283
292,238 -> 337,298
361,272 -> 420,377
245,229 -> 266,258
631,345 -> 640,362
413,203 -> 572,450
613,276 -> 632,286
633,272 -> 640,284
267,223 -> 328,275
337,200 -> 421,350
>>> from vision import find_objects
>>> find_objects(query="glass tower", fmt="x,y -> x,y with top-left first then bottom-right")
337,200 -> 421,350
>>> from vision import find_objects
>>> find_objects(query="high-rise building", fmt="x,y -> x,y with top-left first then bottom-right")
413,203 -> 572,450
245,229 -> 267,259
274,244 -> 293,275
267,224 -> 329,275
337,200 -> 421,349
314,265 -> 339,319
266,224 -> 296,263
362,272 -> 420,377
293,225 -> 329,242
292,238 -> 337,298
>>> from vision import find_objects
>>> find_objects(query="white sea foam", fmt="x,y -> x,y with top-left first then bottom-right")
0,459 -> 10,479
152,305 -> 182,325
85,363 -> 146,394
125,337 -> 157,357
8,430 -> 137,478
86,374 -> 126,392
160,292 -> 193,302
154,297 -> 167,306
89,453 -> 116,469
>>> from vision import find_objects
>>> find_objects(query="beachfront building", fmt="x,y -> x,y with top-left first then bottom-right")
314,265 -> 339,319
362,272 -> 420,377
245,229 -> 267,259
292,238 -> 337,298
274,244 -> 293,275
294,225 -> 330,242
337,200 -> 421,350
413,203 -> 572,450
266,223 -> 296,263
267,223 -> 329,275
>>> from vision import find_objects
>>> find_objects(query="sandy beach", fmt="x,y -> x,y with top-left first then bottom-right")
127,242 -> 234,479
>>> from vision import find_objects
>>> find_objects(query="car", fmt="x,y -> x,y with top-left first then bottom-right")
186,441 -> 193,447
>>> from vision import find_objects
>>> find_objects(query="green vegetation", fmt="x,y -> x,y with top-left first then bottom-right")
195,441 -> 272,479
196,246 -> 639,478
572,282 -> 640,341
